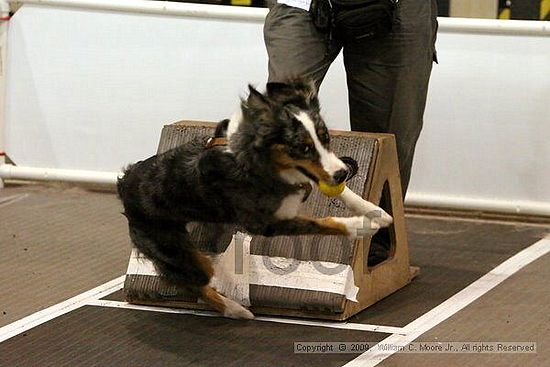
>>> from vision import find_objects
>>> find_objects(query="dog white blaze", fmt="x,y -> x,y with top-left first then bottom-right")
274,192 -> 305,220
275,170 -> 310,219
294,111 -> 347,178
226,109 -> 242,139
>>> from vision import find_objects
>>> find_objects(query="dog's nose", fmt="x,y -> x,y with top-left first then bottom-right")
333,169 -> 348,184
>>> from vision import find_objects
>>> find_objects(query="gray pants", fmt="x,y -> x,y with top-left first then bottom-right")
264,0 -> 438,195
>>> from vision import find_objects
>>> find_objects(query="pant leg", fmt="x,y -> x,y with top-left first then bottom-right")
263,3 -> 342,89
343,0 -> 438,195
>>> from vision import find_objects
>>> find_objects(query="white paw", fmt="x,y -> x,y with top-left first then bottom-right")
334,216 -> 382,239
355,200 -> 393,227
222,297 -> 255,320
339,188 -> 393,226
368,206 -> 393,228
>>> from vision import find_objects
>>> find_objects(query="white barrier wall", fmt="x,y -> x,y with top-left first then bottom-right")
4,4 -> 273,170
410,31 -> 550,214
4,2 -> 550,215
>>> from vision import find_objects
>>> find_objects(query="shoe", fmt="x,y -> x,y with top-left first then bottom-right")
367,228 -> 391,267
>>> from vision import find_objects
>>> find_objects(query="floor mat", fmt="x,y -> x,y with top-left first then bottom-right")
0,305 -> 388,367
0,185 -> 131,327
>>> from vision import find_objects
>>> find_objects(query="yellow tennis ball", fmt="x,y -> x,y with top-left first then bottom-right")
319,181 -> 346,197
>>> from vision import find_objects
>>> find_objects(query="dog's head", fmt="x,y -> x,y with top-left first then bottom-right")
232,78 -> 348,186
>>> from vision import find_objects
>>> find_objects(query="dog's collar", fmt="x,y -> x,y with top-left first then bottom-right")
205,137 -> 228,149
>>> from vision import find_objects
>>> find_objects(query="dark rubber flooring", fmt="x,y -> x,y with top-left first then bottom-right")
351,216 -> 548,326
384,253 -> 550,367
0,184 -> 131,327
0,306 -> 387,367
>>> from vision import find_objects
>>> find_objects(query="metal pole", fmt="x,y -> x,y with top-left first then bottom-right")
0,1 -> 9,189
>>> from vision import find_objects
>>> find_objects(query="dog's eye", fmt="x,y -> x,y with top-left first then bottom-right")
319,133 -> 330,145
302,144 -> 313,154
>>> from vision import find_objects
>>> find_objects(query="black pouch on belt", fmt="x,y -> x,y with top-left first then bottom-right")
310,0 -> 333,32
332,0 -> 397,40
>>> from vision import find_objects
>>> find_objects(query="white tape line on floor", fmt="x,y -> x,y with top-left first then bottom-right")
87,299 -> 407,335
342,235 -> 550,367
0,275 -> 125,343
0,193 -> 30,208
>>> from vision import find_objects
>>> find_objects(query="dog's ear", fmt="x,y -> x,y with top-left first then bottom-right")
299,78 -> 318,101
214,119 -> 230,138
246,84 -> 270,110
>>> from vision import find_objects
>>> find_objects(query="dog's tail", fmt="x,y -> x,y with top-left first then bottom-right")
116,165 -> 132,199
127,220 -> 253,319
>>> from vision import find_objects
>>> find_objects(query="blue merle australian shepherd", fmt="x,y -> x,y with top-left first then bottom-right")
117,78 -> 392,319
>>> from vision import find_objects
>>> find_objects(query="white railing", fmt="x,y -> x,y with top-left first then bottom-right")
6,0 -> 550,35
439,16 -> 550,36
7,0 -> 269,21
2,164 -> 549,217
0,1 -> 9,188
0,164 -> 119,185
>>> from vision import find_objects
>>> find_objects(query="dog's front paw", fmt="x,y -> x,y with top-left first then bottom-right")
339,188 -> 393,226
333,216 -> 383,239
356,200 -> 393,228
369,206 -> 393,228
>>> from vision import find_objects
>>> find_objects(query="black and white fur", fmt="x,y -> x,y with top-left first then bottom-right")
117,78 -> 392,319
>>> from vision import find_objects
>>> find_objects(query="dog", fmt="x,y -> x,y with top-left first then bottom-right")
117,78 -> 393,319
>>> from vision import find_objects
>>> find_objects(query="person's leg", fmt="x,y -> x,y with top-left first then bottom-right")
263,3 -> 342,88
341,0 -> 438,266
343,0 -> 438,195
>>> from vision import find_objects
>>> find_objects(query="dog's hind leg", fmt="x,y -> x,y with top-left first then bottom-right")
201,284 -> 254,320
192,251 -> 254,320
128,221 -> 253,319
128,222 -> 210,286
